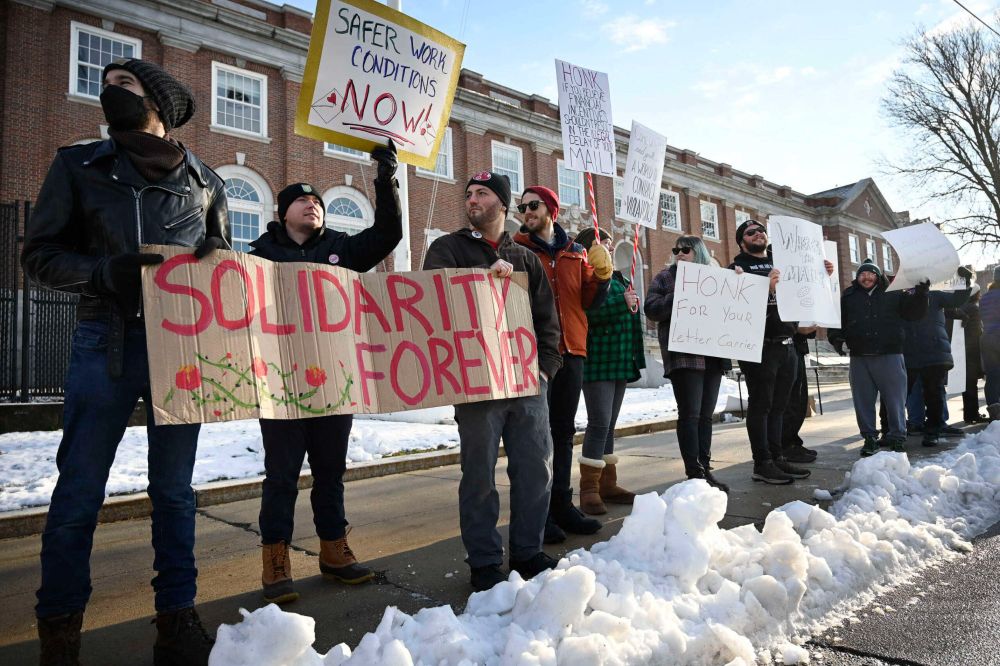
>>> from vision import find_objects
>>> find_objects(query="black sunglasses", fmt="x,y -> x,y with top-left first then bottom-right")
516,200 -> 543,213
743,227 -> 765,238
671,246 -> 693,255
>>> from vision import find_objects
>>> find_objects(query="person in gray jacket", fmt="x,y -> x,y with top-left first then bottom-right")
423,171 -> 562,592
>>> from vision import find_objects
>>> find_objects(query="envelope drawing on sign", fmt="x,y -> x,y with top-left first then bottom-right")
419,120 -> 436,146
311,87 -> 343,125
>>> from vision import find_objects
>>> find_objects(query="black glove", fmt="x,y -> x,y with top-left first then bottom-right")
957,265 -> 973,285
95,252 -> 164,314
371,138 -> 398,182
832,339 -> 846,356
194,236 -> 228,260
914,279 -> 931,294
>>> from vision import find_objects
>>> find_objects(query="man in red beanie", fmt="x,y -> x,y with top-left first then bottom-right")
514,185 -> 613,543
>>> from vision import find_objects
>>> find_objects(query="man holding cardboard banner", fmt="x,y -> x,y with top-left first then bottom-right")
21,60 -> 228,665
424,171 -> 562,592
248,141 -> 401,604
514,185 -> 612,543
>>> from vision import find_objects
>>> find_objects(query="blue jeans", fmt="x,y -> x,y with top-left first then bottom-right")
36,320 -> 201,618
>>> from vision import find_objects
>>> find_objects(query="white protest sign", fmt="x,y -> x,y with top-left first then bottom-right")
667,262 -> 770,363
555,59 -> 615,176
800,240 -> 843,328
883,223 -> 960,292
931,271 -> 966,292
619,121 -> 667,229
946,330 -> 966,394
295,0 -> 465,169
769,216 -> 839,327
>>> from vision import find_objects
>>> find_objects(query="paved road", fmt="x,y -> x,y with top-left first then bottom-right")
0,388 -> 991,665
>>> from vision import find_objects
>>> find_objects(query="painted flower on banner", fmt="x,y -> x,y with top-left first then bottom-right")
305,365 -> 327,387
251,357 -> 268,378
175,365 -> 201,390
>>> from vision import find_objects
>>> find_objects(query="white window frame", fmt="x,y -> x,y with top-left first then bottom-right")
699,200 -> 720,240
490,141 -> 523,195
848,234 -> 860,264
735,209 -> 752,226
416,127 -> 454,179
215,165 -> 273,253
882,243 -> 894,273
69,22 -> 142,100
557,159 -> 585,210
865,238 -> 878,265
322,186 -> 375,237
660,189 -> 682,231
211,61 -> 268,139
613,177 -> 624,218
323,142 -> 370,163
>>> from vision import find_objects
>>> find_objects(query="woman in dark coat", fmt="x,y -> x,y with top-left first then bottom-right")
644,235 -> 730,492
961,286 -> 986,422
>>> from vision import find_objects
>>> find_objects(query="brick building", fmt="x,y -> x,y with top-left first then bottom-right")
1,0 -> 904,301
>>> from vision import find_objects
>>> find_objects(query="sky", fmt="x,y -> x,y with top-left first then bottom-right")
283,0 -> 998,268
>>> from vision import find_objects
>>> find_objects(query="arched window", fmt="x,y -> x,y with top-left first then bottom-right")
322,186 -> 374,236
215,166 -> 273,253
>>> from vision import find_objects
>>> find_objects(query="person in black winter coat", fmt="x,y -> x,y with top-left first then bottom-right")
960,286 -> 986,422
902,267 -> 973,446
250,142 -> 402,605
828,260 -> 928,456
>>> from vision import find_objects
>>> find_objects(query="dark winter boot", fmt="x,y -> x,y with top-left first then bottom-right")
598,455 -> 636,504
921,431 -> 940,447
782,444 -> 818,463
38,611 -> 83,666
774,457 -> 811,478
860,435 -> 879,457
510,552 -> 559,580
578,459 -> 606,515
469,564 -> 506,592
320,533 -> 373,584
153,607 -> 214,666
261,541 -> 299,604
751,462 -> 795,485
550,488 -> 602,535
890,438 -> 906,453
543,515 -> 566,544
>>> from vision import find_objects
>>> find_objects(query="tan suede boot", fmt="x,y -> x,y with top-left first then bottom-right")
578,458 -> 607,515
599,454 -> 635,504
261,541 -> 299,604
319,531 -> 373,584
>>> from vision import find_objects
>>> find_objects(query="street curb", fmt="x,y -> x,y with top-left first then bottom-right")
0,414 -> 716,541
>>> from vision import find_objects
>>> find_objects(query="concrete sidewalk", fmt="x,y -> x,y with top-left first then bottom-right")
0,387 -> 983,665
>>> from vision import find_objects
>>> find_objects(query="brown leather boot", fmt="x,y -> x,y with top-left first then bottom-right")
38,611 -> 82,666
319,531 -> 373,584
578,459 -> 607,515
261,541 -> 299,604
599,455 -> 635,504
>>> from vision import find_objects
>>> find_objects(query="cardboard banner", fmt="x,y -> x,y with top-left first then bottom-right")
141,247 -> 539,425
666,262 -> 770,363
769,216 -> 839,327
946,329 -> 966,394
619,121 -> 667,229
555,59 -> 615,177
295,0 -> 465,169
883,223 -> 960,292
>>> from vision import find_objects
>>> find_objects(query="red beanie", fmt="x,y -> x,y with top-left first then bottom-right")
522,186 -> 559,220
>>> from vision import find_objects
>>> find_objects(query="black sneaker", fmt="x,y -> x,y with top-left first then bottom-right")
470,564 -> 507,592
907,423 -> 924,436
551,504 -> 602,535
860,435 -> 879,458
782,444 -> 818,463
703,471 -> 730,493
153,607 -> 214,666
751,462 -> 795,485
543,515 -> 566,544
774,457 -> 811,478
940,425 -> 963,436
510,552 -> 559,579
922,433 -> 940,447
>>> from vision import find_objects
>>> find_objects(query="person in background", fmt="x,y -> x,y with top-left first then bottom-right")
248,141 -> 401,605
572,226 -> 646,514
644,235 -> 730,492
780,331 -> 819,463
960,285 -> 986,423
980,266 -> 1000,421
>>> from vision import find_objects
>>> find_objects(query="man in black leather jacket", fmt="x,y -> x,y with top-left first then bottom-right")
249,143 -> 401,605
21,59 -> 228,666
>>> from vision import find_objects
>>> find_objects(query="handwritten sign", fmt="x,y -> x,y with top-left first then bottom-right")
770,216 -> 839,327
666,262 -> 770,363
946,331 -> 966,394
555,59 -> 615,177
883,223 -> 960,292
619,121 -> 667,229
141,247 -> 538,425
295,0 -> 465,169
931,270 -> 967,292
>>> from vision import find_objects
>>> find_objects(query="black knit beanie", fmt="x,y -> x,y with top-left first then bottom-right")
856,258 -> 883,281
466,171 -> 511,211
102,59 -> 195,131
735,219 -> 765,247
277,183 -> 325,222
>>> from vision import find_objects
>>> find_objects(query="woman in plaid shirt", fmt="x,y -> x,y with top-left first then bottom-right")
574,227 -> 646,515
644,235 -> 731,493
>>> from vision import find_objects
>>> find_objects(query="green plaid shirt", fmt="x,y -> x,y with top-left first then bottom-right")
583,274 -> 646,383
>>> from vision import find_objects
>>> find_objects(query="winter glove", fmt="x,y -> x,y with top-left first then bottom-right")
194,236 -> 228,260
957,265 -> 973,285
371,139 -> 398,183
914,279 -> 931,294
587,243 -> 613,281
94,252 -> 164,314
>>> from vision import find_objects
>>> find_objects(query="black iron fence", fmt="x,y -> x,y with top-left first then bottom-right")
1,201 -> 79,402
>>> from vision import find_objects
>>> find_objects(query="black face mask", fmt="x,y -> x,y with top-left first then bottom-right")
100,85 -> 150,131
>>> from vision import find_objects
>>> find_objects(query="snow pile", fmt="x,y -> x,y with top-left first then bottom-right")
209,423 -> 1000,666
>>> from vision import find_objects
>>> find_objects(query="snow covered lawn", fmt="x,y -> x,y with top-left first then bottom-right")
209,423 -> 1000,666
0,381 -> 742,512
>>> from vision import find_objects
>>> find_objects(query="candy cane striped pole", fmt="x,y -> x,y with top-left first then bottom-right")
585,172 -> 600,234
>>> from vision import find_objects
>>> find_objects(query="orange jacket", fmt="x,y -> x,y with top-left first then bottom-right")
514,224 -> 609,356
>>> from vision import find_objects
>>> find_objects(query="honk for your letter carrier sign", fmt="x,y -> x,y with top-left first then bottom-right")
141,247 -> 539,425
295,0 -> 465,170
